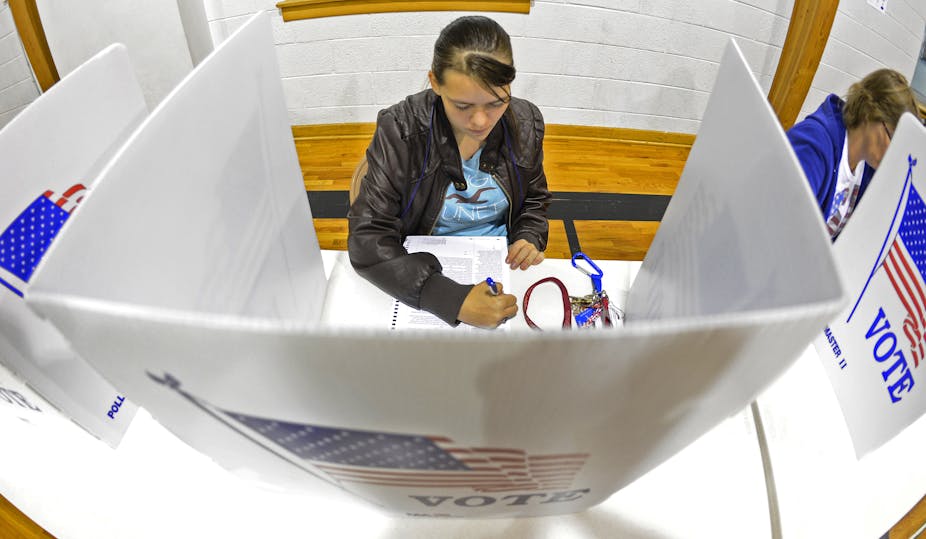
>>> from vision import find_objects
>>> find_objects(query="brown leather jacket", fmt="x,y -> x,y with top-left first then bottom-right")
347,89 -> 551,325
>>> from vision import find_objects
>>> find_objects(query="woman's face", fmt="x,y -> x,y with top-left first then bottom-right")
429,69 -> 510,145
863,120 -> 894,169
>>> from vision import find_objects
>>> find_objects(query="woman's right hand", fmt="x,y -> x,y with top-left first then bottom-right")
457,282 -> 518,329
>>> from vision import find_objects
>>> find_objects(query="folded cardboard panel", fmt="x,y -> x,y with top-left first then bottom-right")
25,16 -> 845,517
812,114 -> 926,456
625,41 -> 841,320
26,17 -> 325,321
0,44 -> 145,445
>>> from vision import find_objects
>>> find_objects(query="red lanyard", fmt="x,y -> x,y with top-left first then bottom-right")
602,295 -> 613,326
524,277 -> 613,329
523,253 -> 619,330
522,277 -> 572,329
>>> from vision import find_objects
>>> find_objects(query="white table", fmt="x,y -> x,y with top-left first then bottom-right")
0,252 -> 773,538
320,250 -> 638,332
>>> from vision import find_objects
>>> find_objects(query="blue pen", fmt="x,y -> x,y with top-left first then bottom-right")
485,277 -> 499,295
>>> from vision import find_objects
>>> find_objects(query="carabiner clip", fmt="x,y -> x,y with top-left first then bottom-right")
571,251 -> 603,294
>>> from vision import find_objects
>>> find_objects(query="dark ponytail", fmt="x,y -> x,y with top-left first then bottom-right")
431,16 -> 519,143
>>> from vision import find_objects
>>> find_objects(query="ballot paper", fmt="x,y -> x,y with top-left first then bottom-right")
813,113 -> 926,456
391,236 -> 510,330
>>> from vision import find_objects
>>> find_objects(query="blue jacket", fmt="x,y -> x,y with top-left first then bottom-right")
786,94 -> 875,218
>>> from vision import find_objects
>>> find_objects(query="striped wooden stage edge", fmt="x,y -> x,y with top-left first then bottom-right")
295,122 -> 693,261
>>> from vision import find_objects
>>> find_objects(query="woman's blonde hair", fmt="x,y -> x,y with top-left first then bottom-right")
843,68 -> 919,129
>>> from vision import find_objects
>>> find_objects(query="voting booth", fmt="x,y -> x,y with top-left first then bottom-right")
813,114 -> 926,456
751,115 -> 926,537
0,44 -> 144,446
23,13 -> 847,518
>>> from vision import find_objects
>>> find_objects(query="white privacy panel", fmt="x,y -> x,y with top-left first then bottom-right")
27,32 -> 844,517
28,14 -> 326,322
812,114 -> 926,456
626,40 -> 841,320
0,44 -> 146,445
37,0 -> 194,109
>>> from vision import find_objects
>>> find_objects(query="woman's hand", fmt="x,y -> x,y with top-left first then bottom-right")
506,239 -> 545,270
457,281 -> 518,329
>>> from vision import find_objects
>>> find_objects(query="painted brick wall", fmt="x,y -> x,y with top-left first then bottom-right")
205,0 -> 924,134
0,3 -> 40,129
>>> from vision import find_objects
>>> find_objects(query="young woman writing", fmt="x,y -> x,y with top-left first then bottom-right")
348,16 -> 551,328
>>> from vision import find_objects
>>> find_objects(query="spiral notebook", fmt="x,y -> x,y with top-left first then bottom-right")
391,236 -> 510,331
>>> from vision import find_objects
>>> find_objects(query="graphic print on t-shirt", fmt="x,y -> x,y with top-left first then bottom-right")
433,147 -> 508,237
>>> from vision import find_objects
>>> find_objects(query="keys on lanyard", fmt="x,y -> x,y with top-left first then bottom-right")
570,252 -> 613,328
522,253 -> 622,330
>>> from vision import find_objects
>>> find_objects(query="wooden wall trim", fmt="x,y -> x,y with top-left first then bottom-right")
1,494 -> 53,539
544,125 -> 695,146
292,123 -> 695,147
292,123 -> 375,140
277,0 -> 530,22
9,0 -> 59,92
767,0 -> 839,130
889,494 -> 926,539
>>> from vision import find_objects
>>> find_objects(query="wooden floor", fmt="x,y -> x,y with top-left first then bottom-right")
1,495 -> 52,538
296,124 -> 689,260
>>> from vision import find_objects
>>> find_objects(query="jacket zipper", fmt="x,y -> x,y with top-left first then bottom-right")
426,170 -> 450,236
491,170 -> 514,234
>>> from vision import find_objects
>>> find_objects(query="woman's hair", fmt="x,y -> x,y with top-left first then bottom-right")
843,68 -> 919,129
431,16 -> 516,102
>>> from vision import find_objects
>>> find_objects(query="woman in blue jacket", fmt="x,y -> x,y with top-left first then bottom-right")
787,69 -> 919,238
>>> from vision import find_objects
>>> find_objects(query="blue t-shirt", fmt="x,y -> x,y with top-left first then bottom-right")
432,147 -> 508,237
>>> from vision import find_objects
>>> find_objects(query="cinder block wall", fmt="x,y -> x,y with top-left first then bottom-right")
0,4 -> 41,129
206,0 -> 926,134
804,0 -> 926,122
0,1 -> 922,133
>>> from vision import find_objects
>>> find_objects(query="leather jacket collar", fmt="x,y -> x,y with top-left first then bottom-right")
430,92 -> 509,189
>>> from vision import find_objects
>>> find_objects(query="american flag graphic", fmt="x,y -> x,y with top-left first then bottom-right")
848,155 -> 924,366
881,180 -> 926,368
223,410 -> 588,493
0,184 -> 86,297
